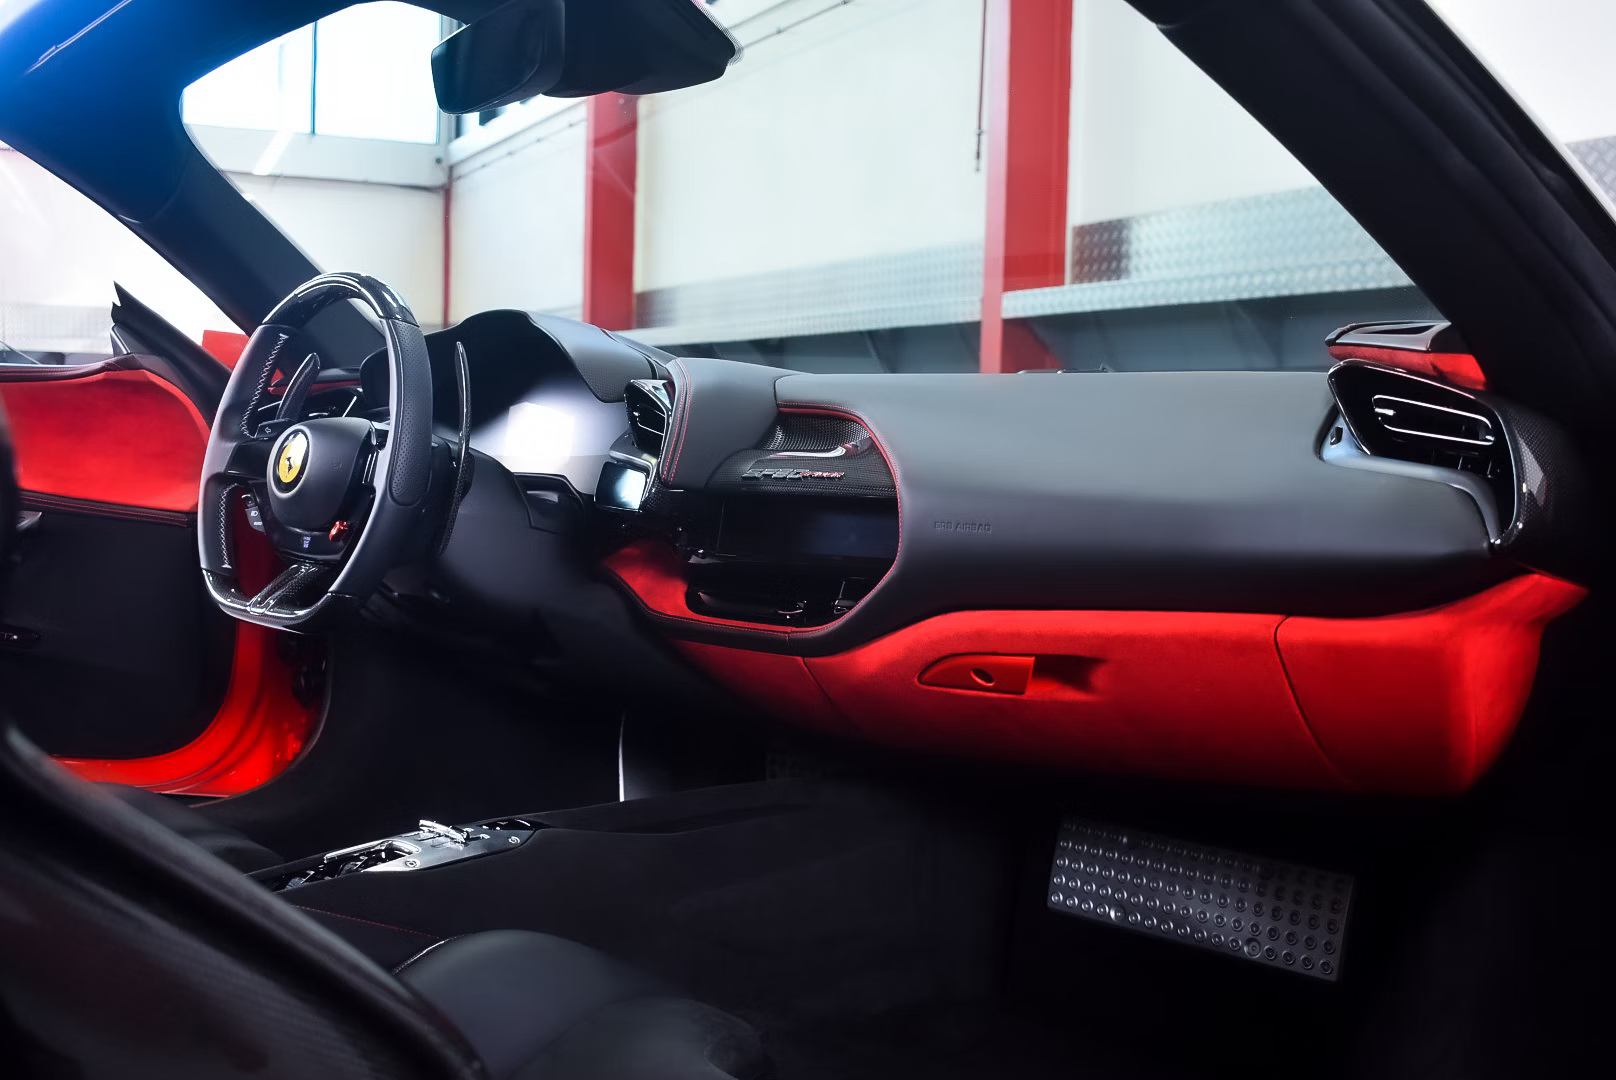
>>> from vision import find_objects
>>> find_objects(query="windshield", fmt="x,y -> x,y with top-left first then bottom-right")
0,335 -> 33,365
154,0 -> 1448,375
1428,0 -> 1616,213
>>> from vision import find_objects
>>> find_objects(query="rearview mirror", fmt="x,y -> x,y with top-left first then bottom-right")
431,0 -> 565,115
432,0 -> 739,115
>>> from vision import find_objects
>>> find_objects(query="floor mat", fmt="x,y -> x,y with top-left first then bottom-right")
764,1003 -> 1078,1080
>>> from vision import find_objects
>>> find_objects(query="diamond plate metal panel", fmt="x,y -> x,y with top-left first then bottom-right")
627,243 -> 983,346
628,186 -> 1429,344
1568,134 -> 1616,203
1008,187 -> 1411,319
0,302 -> 111,354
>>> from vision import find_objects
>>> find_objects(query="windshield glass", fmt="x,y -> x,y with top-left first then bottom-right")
166,0 -> 1446,374
1428,0 -> 1616,211
0,336 -> 32,365
0,143 -> 237,365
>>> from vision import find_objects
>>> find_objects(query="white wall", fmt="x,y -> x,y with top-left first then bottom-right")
0,148 -> 234,353
232,172 -> 446,325
0,147 -> 446,354
1429,0 -> 1616,144
447,110 -> 587,322
1067,0 -> 1317,227
635,0 -> 988,291
24,0 -> 1614,357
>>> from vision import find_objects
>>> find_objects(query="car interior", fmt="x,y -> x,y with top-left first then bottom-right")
0,0 -> 1612,1077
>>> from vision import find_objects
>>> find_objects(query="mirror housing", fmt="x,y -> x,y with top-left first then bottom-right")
432,0 -> 739,115
431,0 -> 565,115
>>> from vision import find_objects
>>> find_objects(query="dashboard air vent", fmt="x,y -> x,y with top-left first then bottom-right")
624,379 -> 674,455
1327,360 -> 1514,524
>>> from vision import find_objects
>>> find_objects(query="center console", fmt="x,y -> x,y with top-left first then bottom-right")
254,816 -> 539,892
239,781 -> 1002,1022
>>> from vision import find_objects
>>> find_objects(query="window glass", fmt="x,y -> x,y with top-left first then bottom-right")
0,147 -> 236,365
314,3 -> 444,144
446,0 -> 1439,373
183,28 -> 315,134
1426,0 -> 1616,207
183,2 -> 442,144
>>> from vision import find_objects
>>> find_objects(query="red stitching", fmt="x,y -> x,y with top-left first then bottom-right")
293,905 -> 440,940
667,356 -> 695,483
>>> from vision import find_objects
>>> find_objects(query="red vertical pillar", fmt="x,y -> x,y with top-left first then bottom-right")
583,92 -> 639,330
980,0 -> 1072,373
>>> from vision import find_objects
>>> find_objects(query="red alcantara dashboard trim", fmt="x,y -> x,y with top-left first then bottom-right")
662,574 -> 1583,794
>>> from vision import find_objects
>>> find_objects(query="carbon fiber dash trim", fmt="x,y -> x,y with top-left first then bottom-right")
707,413 -> 896,498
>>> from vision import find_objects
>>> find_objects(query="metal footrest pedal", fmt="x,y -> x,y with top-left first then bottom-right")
1047,818 -> 1353,982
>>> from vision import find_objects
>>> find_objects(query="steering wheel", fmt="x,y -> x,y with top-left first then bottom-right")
198,273 -> 434,630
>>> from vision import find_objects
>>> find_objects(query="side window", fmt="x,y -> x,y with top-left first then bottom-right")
0,145 -> 237,367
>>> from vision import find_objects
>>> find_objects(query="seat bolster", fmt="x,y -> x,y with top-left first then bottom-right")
396,930 -> 665,1079
512,997 -> 771,1080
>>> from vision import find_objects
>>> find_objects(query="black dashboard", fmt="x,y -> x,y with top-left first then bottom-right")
358,309 -> 1589,661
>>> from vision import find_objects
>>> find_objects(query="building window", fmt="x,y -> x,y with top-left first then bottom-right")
183,3 -> 443,145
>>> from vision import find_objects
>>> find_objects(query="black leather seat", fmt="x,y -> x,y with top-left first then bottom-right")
397,931 -> 767,1080
0,407 -> 768,1079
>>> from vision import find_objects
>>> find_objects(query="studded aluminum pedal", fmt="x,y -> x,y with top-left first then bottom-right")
1047,819 -> 1353,981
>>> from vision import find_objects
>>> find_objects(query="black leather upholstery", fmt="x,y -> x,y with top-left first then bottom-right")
102,782 -> 285,871
659,356 -> 788,489
0,726 -> 482,1078
398,931 -> 767,1080
508,996 -> 771,1080
0,725 -> 771,1079
0,398 -> 767,1080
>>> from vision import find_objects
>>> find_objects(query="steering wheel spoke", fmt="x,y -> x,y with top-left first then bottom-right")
245,560 -> 336,615
197,272 -> 434,631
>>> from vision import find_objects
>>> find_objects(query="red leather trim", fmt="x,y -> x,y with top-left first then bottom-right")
201,329 -> 249,370
53,498 -> 320,796
0,368 -> 209,512
1326,344 -> 1486,390
661,355 -> 694,483
674,574 -> 1584,794
1278,573 -> 1585,793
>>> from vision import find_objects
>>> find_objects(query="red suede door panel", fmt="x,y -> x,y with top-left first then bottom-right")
0,367 -> 210,512
0,363 -> 317,793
